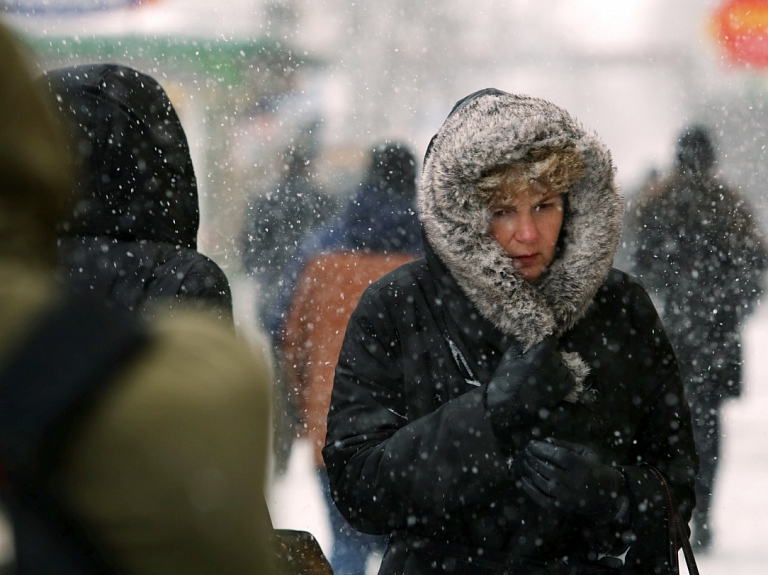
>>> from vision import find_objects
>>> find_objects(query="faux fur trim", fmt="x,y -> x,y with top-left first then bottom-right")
561,351 -> 592,403
419,92 -> 623,349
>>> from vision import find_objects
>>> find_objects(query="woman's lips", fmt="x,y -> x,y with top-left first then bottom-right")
512,253 -> 539,266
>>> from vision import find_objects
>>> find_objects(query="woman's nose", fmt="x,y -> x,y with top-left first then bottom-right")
514,210 -> 539,242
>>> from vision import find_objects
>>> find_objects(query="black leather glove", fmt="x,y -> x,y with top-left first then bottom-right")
519,437 -> 627,524
486,336 -> 576,434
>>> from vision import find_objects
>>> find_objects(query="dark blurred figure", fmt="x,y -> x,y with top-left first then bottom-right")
630,124 -> 768,551
37,64 -> 233,323
278,141 -> 422,575
240,139 -> 338,477
0,22 -> 276,574
241,142 -> 338,332
614,166 -> 661,273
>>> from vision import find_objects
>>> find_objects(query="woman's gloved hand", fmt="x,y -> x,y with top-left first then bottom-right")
519,437 -> 627,524
485,336 -> 576,434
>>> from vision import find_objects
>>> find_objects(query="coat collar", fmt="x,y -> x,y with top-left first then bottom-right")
424,236 -> 513,370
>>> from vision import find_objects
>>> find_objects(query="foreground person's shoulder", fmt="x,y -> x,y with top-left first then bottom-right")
60,308 -> 275,573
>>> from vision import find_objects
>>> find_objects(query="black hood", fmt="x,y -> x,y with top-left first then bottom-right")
38,64 -> 199,249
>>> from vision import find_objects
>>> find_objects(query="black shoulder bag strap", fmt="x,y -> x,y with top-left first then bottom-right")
0,292 -> 147,574
645,465 -> 700,575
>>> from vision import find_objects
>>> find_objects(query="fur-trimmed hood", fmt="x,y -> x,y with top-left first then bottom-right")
419,89 -> 623,349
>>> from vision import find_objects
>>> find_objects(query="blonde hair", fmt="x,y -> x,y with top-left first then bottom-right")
477,145 -> 586,203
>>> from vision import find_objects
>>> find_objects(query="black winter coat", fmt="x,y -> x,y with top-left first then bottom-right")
323,90 -> 698,574
325,244 -> 697,574
58,236 -> 231,318
38,64 -> 232,320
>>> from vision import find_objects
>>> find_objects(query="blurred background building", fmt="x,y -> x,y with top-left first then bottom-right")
5,0 -> 768,274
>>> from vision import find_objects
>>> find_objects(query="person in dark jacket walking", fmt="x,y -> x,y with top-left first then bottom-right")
241,143 -> 338,333
280,141 -> 422,574
323,89 -> 698,574
240,141 -> 339,475
629,125 -> 768,551
37,64 -> 233,323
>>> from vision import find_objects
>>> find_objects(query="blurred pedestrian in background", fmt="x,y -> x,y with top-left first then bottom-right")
241,140 -> 339,332
278,141 -> 422,574
629,124 -> 768,551
38,64 -> 233,324
240,140 -> 339,476
324,89 -> 698,574
0,27 -> 276,573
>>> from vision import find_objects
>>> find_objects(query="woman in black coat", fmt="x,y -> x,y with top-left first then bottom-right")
323,89 -> 698,574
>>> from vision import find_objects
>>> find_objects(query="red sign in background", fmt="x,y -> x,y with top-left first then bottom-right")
712,0 -> 768,67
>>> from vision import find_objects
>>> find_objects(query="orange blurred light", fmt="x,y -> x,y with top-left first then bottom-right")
712,0 -> 768,67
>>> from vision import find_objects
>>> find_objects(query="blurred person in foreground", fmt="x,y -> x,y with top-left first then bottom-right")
629,125 -> 768,551
323,89 -> 698,574
0,21 -> 275,574
279,141 -> 423,574
37,63 -> 233,324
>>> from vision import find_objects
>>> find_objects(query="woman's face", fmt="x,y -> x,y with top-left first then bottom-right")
489,180 -> 565,283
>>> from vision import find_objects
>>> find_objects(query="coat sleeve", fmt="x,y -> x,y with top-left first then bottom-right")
322,287 -> 517,537
177,258 -> 234,323
613,281 -> 699,572
724,192 -> 768,320
146,251 -> 234,326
